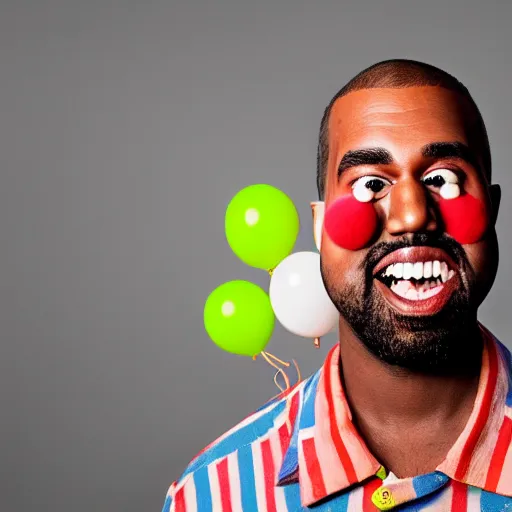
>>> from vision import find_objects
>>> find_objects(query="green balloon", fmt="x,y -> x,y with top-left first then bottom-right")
204,280 -> 275,357
225,184 -> 300,270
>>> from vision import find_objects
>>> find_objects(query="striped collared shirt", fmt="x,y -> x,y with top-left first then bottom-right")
162,326 -> 512,511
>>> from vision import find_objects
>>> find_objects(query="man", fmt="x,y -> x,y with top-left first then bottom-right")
162,60 -> 512,511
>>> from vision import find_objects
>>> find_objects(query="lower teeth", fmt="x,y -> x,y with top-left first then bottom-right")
389,277 -> 448,301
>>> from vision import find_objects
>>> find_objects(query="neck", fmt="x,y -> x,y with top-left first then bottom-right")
338,318 -> 482,474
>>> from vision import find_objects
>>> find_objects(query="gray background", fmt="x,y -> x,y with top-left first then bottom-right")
1,1 -> 511,511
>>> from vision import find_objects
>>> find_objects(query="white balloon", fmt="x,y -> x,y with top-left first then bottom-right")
269,251 -> 339,338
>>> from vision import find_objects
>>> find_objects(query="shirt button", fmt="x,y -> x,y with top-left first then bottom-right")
371,486 -> 396,510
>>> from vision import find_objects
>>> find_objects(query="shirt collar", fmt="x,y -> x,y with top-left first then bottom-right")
276,324 -> 512,507
437,325 -> 512,495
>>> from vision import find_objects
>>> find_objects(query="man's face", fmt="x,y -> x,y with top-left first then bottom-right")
320,86 -> 500,372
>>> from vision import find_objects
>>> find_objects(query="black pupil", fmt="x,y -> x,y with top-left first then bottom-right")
424,175 -> 445,187
364,179 -> 385,193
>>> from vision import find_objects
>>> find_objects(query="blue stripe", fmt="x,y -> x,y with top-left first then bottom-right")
315,490 -> 350,511
283,482 -> 304,511
238,443 -> 258,510
181,399 -> 286,479
161,496 -> 171,512
481,489 -> 512,511
278,370 -> 321,483
278,443 -> 299,483
398,492 -> 443,511
193,466 -> 212,512
254,388 -> 290,413
412,472 -> 449,500
299,369 -> 320,429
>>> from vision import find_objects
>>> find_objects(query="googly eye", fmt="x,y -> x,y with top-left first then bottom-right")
440,182 -> 460,199
422,168 -> 459,188
422,168 -> 460,200
352,176 -> 391,203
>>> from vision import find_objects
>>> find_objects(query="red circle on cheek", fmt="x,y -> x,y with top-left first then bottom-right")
324,195 -> 379,250
438,194 -> 488,245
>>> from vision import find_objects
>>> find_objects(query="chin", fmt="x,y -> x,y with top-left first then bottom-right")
324,276 -> 481,375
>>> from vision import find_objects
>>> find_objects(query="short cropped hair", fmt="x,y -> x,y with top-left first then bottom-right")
316,59 -> 491,199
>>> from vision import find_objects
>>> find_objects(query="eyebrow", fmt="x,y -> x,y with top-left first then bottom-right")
421,142 -> 480,170
337,141 -> 480,177
337,148 -> 393,176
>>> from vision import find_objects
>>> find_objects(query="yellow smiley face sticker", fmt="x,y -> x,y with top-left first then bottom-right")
372,487 -> 396,510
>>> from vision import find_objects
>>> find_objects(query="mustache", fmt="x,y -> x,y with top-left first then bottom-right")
362,233 -> 470,275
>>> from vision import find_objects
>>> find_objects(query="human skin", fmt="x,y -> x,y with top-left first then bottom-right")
317,86 -> 501,476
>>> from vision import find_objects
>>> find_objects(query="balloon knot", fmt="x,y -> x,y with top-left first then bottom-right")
268,268 -> 275,276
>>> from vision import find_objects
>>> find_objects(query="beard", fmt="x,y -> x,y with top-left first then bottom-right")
321,233 -> 483,375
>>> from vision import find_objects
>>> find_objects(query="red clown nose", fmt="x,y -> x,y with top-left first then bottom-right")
324,195 -> 378,250
438,194 -> 488,245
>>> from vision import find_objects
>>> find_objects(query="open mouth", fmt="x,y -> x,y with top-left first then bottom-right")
372,247 -> 460,315
377,260 -> 456,301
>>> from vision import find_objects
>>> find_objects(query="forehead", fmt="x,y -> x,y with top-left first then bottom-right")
328,86 -> 474,160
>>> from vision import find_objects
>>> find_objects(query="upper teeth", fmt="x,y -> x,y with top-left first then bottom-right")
383,260 -> 454,283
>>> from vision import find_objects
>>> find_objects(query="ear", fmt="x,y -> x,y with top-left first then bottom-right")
310,201 -> 325,251
489,184 -> 501,226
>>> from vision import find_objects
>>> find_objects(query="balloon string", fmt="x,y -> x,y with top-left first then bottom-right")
273,358 -> 301,393
273,372 -> 285,393
264,352 -> 301,382
257,350 -> 302,393
291,358 -> 301,382
263,351 -> 290,367
261,351 -> 290,391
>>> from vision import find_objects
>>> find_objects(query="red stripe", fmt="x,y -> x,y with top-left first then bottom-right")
173,487 -> 186,512
451,480 -> 468,510
455,338 -> 499,480
289,390 -> 300,425
194,385 -> 299,463
261,439 -> 277,512
267,380 -> 302,406
363,477 -> 382,512
193,379 -> 301,465
485,415 -> 512,491
279,391 -> 301,454
216,458 -> 232,512
278,423 -> 289,457
323,346 -> 358,483
302,437 -> 327,501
